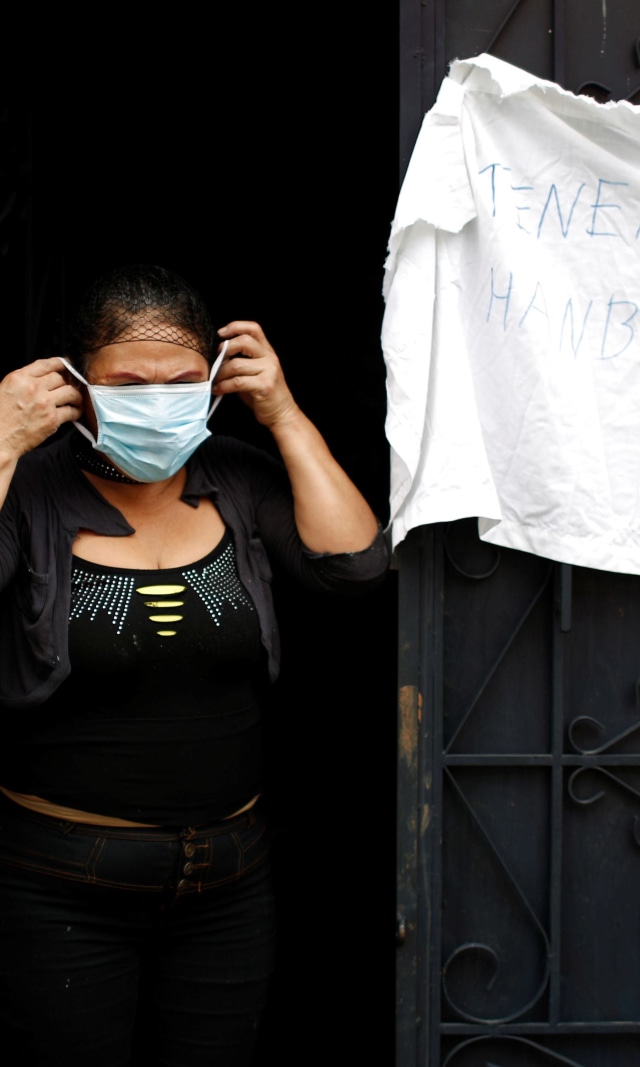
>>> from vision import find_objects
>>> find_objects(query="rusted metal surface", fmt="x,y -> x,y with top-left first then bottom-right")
399,684 -> 421,777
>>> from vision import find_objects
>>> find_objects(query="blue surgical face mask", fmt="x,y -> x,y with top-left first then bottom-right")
62,343 -> 227,483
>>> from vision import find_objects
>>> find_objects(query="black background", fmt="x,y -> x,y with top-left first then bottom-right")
9,7 -> 399,1061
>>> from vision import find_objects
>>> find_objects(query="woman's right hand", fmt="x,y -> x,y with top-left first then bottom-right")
0,358 -> 83,462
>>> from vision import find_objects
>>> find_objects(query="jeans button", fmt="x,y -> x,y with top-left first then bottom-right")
183,862 -> 194,876
177,878 -> 190,891
183,843 -> 196,858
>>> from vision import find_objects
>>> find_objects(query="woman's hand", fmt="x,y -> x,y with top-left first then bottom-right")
214,322 -> 379,554
214,322 -> 300,429
0,358 -> 83,462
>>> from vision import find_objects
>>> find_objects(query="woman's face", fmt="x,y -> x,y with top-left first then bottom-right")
82,339 -> 210,436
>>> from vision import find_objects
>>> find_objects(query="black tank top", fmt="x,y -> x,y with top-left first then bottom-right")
1,530 -> 267,825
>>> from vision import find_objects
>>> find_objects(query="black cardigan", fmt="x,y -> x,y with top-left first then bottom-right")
0,432 -> 388,708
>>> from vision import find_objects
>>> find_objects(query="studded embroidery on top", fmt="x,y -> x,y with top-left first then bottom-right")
70,569 -> 136,635
70,537 -> 254,638
181,541 -> 254,626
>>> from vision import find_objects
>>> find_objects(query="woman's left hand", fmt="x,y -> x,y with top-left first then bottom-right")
214,322 -> 379,554
214,322 -> 300,429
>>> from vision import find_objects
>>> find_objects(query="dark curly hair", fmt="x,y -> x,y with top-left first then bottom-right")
67,264 -> 215,370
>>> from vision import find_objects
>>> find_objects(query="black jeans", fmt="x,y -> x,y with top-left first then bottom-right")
0,796 -> 275,1067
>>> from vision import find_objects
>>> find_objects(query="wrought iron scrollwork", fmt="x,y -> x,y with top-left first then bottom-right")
575,80 -> 612,102
442,1034 -> 587,1067
568,766 -> 640,807
442,770 -> 550,1024
445,521 -> 502,581
568,714 -> 640,756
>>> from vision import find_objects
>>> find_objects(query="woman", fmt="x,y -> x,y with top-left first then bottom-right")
0,265 -> 387,1066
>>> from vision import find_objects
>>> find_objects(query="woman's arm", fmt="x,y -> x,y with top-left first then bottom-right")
0,358 -> 83,510
214,322 -> 380,554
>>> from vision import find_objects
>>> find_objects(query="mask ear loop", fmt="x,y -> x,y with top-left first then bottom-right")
208,339 -> 229,418
60,358 -> 98,446
60,357 -> 87,385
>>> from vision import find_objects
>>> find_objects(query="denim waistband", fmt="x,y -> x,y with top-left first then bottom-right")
0,791 -> 269,895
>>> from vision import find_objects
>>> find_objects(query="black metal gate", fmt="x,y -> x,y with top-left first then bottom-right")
396,3 -> 640,1064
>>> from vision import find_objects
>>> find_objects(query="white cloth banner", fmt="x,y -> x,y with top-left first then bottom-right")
382,53 -> 640,573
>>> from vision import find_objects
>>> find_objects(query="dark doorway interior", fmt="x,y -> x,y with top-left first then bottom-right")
5,10 -> 399,1063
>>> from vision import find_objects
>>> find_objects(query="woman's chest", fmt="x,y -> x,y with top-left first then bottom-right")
73,496 -> 226,569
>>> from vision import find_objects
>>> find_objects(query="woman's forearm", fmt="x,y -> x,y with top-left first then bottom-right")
269,406 -> 379,553
0,452 -> 18,512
